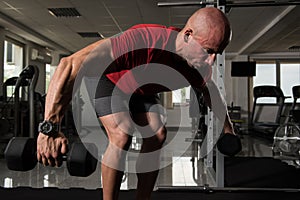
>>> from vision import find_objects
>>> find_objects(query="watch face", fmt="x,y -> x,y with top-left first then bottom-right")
39,121 -> 59,135
44,122 -> 51,131
41,121 -> 52,133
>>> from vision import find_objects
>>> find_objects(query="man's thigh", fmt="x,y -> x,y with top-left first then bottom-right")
95,92 -> 166,137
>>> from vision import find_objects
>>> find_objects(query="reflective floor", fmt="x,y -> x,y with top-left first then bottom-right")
0,129 -> 284,190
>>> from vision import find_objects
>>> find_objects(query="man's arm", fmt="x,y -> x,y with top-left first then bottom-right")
201,80 -> 234,134
37,38 -> 113,167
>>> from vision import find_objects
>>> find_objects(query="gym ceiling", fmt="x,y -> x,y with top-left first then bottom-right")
0,0 -> 299,56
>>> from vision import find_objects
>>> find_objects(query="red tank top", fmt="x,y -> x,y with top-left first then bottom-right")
106,24 -> 212,94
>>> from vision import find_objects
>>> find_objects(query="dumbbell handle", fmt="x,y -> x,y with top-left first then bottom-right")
36,153 -> 68,162
274,136 -> 300,140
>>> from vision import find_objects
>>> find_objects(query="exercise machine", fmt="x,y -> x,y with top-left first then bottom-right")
0,66 -> 41,156
273,85 -> 300,163
250,85 -> 289,139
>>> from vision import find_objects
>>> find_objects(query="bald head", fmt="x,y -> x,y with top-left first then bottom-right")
183,7 -> 231,53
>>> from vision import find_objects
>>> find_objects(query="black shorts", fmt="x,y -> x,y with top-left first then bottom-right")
94,76 -> 163,117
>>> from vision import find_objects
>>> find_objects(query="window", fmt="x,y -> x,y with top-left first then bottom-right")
4,41 -> 23,82
253,61 -> 300,103
280,63 -> 300,102
253,63 -> 276,86
172,87 -> 190,104
45,64 -> 56,93
3,40 -> 24,97
253,63 -> 276,103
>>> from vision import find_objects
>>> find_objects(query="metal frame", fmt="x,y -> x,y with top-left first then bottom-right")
157,185 -> 300,192
157,0 -> 300,8
203,2 -> 226,188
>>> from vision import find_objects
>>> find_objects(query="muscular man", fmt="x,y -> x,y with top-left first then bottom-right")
37,7 -> 234,200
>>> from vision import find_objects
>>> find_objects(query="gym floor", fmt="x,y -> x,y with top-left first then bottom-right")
0,129 -> 277,190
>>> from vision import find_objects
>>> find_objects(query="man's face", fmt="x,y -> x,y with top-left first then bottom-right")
182,34 -> 217,69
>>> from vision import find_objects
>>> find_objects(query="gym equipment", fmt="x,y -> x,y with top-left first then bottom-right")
250,85 -> 288,139
272,123 -> 300,156
4,137 -> 98,177
0,71 -> 37,157
14,65 -> 39,138
228,103 -> 243,133
157,1 -> 300,14
273,85 -> 300,159
291,85 -> 300,111
0,118 -> 10,136
217,133 -> 242,157
189,87 -> 207,141
280,85 -> 300,125
0,66 -> 41,138
2,77 -> 29,103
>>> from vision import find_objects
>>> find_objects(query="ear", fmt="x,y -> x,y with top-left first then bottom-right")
184,29 -> 193,42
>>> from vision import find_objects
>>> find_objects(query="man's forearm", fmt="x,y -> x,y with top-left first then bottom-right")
44,57 -> 75,123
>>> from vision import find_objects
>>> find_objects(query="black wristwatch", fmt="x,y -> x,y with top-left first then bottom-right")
38,120 -> 60,136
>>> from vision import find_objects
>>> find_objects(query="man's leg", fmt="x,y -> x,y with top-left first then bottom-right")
133,112 -> 167,200
99,112 -> 134,200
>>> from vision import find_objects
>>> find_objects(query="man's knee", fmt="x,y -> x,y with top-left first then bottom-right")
108,128 -> 133,150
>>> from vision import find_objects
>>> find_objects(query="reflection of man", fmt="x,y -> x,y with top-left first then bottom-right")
37,7 -> 234,200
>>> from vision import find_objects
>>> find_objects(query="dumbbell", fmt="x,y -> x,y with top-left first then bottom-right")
217,133 -> 242,157
4,137 -> 98,177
